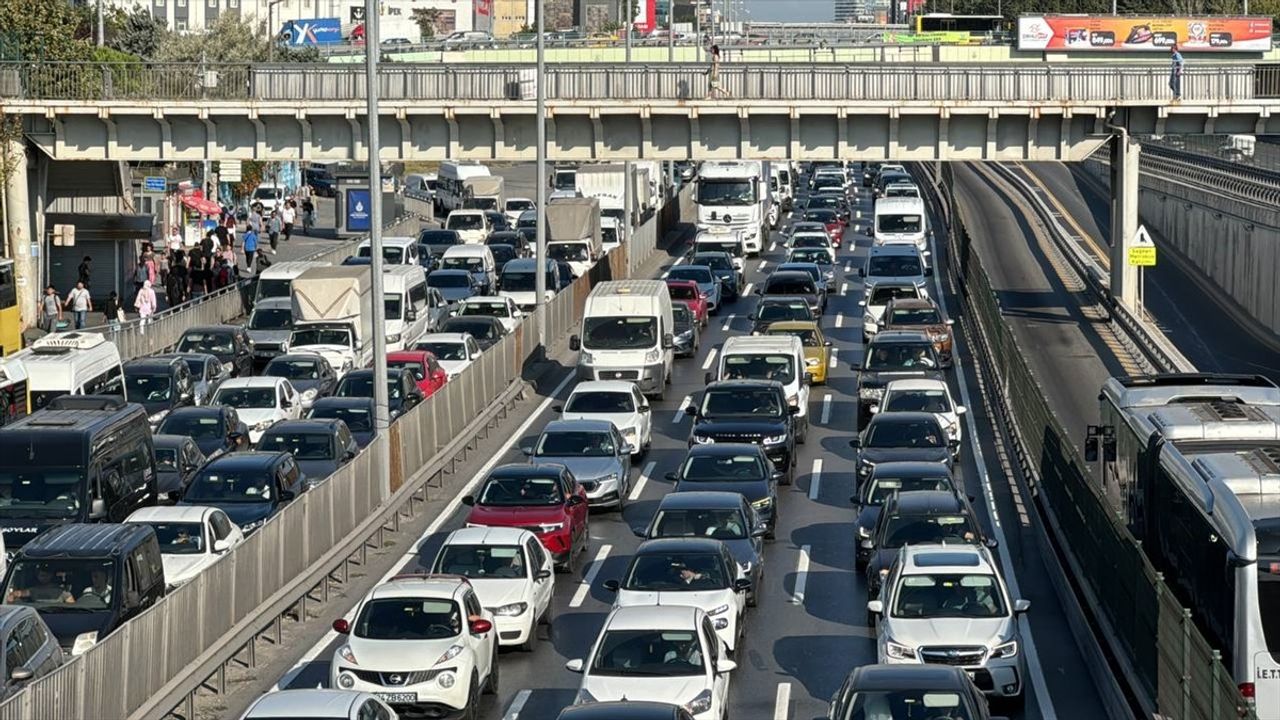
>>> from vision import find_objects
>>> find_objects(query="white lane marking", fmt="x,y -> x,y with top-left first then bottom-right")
721,314 -> 736,332
503,690 -> 532,720
743,282 -> 754,296
774,683 -> 792,720
701,347 -> 719,371
672,256 -> 685,266
791,545 -> 811,605
672,395 -> 692,424
828,347 -> 839,369
769,241 -> 778,252
926,212 -> 1058,720
569,544 -> 613,608
835,312 -> 844,328
808,458 -> 823,500
855,209 -> 862,219
820,393 -> 832,424
844,262 -> 852,272
661,271 -> 669,278
630,461 -> 656,501
758,260 -> 769,272
839,282 -> 849,295
273,370 -> 578,691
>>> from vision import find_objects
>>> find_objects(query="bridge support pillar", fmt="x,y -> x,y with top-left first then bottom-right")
3,137 -> 35,333
1109,133 -> 1140,311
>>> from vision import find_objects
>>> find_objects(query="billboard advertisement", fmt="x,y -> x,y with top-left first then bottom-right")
280,18 -> 343,46
345,189 -> 371,232
632,0 -> 656,34
1017,15 -> 1273,52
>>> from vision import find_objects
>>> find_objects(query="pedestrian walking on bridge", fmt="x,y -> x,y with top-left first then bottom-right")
1169,44 -> 1184,100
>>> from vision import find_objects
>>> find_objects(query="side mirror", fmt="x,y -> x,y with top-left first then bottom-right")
520,445 -> 534,456
462,495 -> 476,506
860,538 -> 874,550
866,600 -> 883,615
985,537 -> 1000,549
924,266 -> 934,277
704,371 -> 714,385
770,470 -> 786,482
405,308 -> 417,321
89,498 -> 107,520
802,373 -> 813,386
857,300 -> 867,307
565,658 -> 585,673
469,618 -> 493,635
857,268 -> 865,278
1014,599 -> 1031,613
603,579 -> 620,592
279,490 -> 296,501
849,495 -> 858,505
956,405 -> 967,416
535,568 -> 552,580
734,577 -> 752,593
685,404 -> 698,416
661,333 -> 675,350
332,618 -> 351,634
848,438 -> 860,449
751,525 -> 768,537
717,658 -> 738,674
9,667 -> 33,682
212,539 -> 231,553
664,471 -> 678,482
868,406 -> 880,415
569,335 -> 581,351
945,318 -> 955,326
753,287 -> 762,295
638,405 -> 651,414
567,495 -> 586,507
823,340 -> 832,347
621,444 -> 636,455
552,405 -> 563,413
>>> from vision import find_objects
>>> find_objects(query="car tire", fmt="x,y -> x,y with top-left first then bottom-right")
519,622 -> 538,652
484,649 -> 499,694
463,677 -> 479,720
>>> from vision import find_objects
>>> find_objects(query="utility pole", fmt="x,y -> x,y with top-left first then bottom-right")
535,0 -> 548,352
363,0 -> 392,497
3,137 -> 35,334
97,0 -> 105,47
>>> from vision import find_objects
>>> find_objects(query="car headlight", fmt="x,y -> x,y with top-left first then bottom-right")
752,497 -> 773,510
857,525 -> 871,539
148,410 -> 169,425
858,459 -> 876,475
990,640 -> 1019,659
493,602 -> 529,617
387,333 -> 402,343
435,644 -> 464,665
620,427 -> 638,443
240,518 -> 265,533
930,332 -> 949,342
763,433 -> 787,445
859,387 -> 884,400
580,350 -> 594,364
71,631 -> 99,656
222,362 -> 234,373
886,640 -> 917,660
676,330 -> 693,341
685,689 -> 714,715
863,314 -> 877,326
336,672 -> 356,689
787,394 -> 799,407
538,522 -> 566,533
301,388 -> 318,402
714,617 -> 729,630
598,473 -> 620,487
643,348 -> 661,364
576,688 -> 599,705
691,434 -> 714,445
338,644 -> 358,665
805,357 -> 819,367
708,603 -> 730,616
437,670 -> 456,688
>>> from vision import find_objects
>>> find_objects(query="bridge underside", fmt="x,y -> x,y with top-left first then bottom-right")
11,102 -> 1272,162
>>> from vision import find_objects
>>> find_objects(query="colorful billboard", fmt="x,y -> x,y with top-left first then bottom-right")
632,0 -> 656,34
1017,15 -> 1273,52
280,18 -> 343,46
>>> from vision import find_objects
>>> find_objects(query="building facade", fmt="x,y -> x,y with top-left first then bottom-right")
106,0 -> 474,36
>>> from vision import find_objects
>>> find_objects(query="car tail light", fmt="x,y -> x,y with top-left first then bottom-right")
1239,682 -> 1255,700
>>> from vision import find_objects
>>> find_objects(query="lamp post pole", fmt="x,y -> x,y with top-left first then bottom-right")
363,0 -> 392,497
535,0 -> 548,351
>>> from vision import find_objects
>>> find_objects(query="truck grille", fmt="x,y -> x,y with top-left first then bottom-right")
919,646 -> 987,666
596,370 -> 639,381
350,668 -> 446,686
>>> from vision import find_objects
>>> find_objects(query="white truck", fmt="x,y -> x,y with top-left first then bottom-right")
437,162 -> 491,213
546,197 -> 603,279
288,266 -> 374,375
462,176 -> 506,212
570,280 -> 676,400
575,164 -> 628,227
695,160 -> 775,257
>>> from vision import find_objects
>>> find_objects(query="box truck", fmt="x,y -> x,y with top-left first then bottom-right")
546,197 -> 603,278
288,266 -> 374,374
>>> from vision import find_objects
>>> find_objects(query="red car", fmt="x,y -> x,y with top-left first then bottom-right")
803,208 -> 845,248
463,464 -> 590,572
665,279 -> 708,326
383,350 -> 448,398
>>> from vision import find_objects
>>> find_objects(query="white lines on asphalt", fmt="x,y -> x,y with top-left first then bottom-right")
820,393 -> 832,424
273,370 -> 579,691
808,458 -> 823,500
503,690 -> 532,720
855,209 -> 862,219
672,256 -> 685,266
835,312 -> 844,328
743,282 -> 754,296
721,314 -> 736,332
773,683 -> 792,720
570,544 -> 613,608
630,461 -> 656,501
828,347 -> 839,368
844,262 -> 853,272
661,271 -> 669,278
769,241 -> 778,252
839,282 -> 849,295
758,260 -> 769,272
791,545 -> 811,605
701,347 -> 719,371
672,395 -> 692,424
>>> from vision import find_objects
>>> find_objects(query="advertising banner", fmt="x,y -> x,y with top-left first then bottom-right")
346,189 -> 371,232
632,0 -> 656,33
281,18 -> 343,45
1017,15 -> 1273,52
476,0 -> 492,17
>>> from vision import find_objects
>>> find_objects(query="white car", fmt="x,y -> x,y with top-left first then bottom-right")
604,539 -> 749,653
566,605 -> 734,719
445,209 -> 491,244
504,197 -> 535,225
788,232 -> 836,264
454,296 -> 523,333
331,575 -> 498,716
411,333 -> 482,379
125,505 -> 245,589
239,690 -> 397,720
356,236 -> 420,266
211,377 -> 302,443
859,282 -> 924,342
877,378 -> 966,454
430,527 -> 554,651
555,380 -> 653,456
868,544 -> 1030,704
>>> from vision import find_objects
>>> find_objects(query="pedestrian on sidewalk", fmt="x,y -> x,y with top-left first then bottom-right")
169,252 -> 190,304
267,211 -> 281,254
132,258 -> 149,300
281,200 -> 296,242
302,195 -> 315,233
77,256 -> 92,288
167,225 -> 184,254
134,280 -> 157,333
1170,44 -> 1184,100
243,227 -> 259,271
707,45 -> 729,99
102,291 -> 122,331
39,286 -> 63,333
64,281 -> 92,330
190,249 -> 209,297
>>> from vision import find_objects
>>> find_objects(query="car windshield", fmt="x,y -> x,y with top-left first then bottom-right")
889,307 -> 942,325
867,476 -> 954,504
253,188 -> 279,200
490,246 -> 517,263
259,432 -> 334,460
500,270 -> 537,291
507,200 -> 534,212
434,544 -> 526,579
885,186 -> 919,198
414,342 -> 467,361
428,273 -> 472,288
722,354 -> 795,384
213,387 -> 277,409
789,250 -> 831,266
358,245 -> 406,264
870,286 -> 920,305
0,467 -> 84,519
673,305 -> 694,328
792,235 -> 830,250
885,390 -> 952,414
145,522 -> 206,556
878,214 -> 923,234
477,474 -> 563,506
184,469 -> 274,504
155,447 -> 180,470
667,284 -> 698,301
696,241 -> 742,257
893,573 -> 1006,619
177,357 -> 208,377
757,302 -> 811,324
807,195 -> 842,210
601,228 -> 618,245
460,301 -> 509,318
591,629 -> 705,677
265,359 -> 322,380
868,256 -> 922,277
697,179 -> 755,205
847,690 -> 973,720
693,255 -> 733,271
624,553 -> 728,591
442,257 -> 486,272
812,175 -> 843,190
566,391 -> 634,414
354,598 -> 461,640
803,209 -> 838,224
680,454 -> 765,482
883,514 -> 976,548
668,267 -> 713,284
447,214 -> 485,231
651,509 -> 747,540
290,328 -> 351,347
178,332 -> 233,355
159,414 -> 225,440
865,343 -> 937,371
701,387 -> 783,417
766,327 -> 820,347
865,419 -> 945,448
419,231 -> 461,246
125,372 -> 173,402
309,406 -> 372,432
3,559 -> 116,611
547,244 -> 589,262
249,308 -> 293,330
337,375 -> 402,400
536,430 -> 615,457
582,317 -> 657,351
765,277 -> 815,295
388,360 -> 426,381
443,320 -> 498,339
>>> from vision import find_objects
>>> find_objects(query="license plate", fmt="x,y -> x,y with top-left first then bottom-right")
376,693 -> 417,704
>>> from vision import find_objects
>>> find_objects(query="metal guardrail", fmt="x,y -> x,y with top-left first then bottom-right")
925,162 -> 1251,720
0,184 -> 690,720
1128,143 -> 1280,205
0,61 -> 1260,103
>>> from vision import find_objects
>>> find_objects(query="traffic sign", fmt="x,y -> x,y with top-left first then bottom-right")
1127,224 -> 1157,266
219,161 -> 242,183
143,176 -> 166,193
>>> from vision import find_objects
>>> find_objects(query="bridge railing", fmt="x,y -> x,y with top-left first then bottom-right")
0,61 -> 1260,103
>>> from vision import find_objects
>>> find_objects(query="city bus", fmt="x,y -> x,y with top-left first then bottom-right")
0,259 -> 18,356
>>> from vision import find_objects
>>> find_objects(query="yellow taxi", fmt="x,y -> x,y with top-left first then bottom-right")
764,321 -> 831,384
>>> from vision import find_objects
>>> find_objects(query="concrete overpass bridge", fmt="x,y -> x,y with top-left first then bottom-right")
3,61 -> 1279,164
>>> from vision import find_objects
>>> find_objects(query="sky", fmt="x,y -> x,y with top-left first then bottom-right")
742,0 -> 835,22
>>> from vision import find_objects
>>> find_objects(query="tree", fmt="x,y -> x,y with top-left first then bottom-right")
153,13 -> 317,63
113,7 -> 167,60
0,0 -> 93,62
412,7 -> 442,39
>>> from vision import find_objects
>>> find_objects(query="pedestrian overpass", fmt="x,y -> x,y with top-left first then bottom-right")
3,61 -> 1279,164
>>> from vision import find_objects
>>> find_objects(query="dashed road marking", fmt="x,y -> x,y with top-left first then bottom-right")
569,544 -> 613,608
820,393 -> 832,424
702,347 -> 719,371
773,683 -> 791,720
672,396 -> 692,424
630,461 -> 656,501
808,458 -> 823,500
721,314 -> 735,332
791,545 -> 811,605
503,690 -> 532,720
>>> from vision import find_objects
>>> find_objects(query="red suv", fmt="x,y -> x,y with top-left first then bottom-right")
462,464 -> 590,572
665,279 -> 708,327
384,350 -> 448,398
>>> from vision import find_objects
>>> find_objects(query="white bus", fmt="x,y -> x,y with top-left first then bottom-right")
436,162 -> 492,214
23,332 -> 125,411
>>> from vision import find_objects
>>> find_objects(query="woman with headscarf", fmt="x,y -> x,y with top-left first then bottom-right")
134,280 -> 157,333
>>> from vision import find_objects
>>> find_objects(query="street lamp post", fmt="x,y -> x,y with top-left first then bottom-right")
535,0 -> 547,352
268,0 -> 286,61
624,0 -> 632,63
363,0 -> 392,497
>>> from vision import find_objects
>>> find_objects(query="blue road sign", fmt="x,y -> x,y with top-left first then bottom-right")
143,176 -> 167,193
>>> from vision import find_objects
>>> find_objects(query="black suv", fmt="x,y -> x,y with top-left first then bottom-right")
829,665 -> 1004,720
851,461 -> 956,570
667,444 -> 783,539
685,380 -> 799,483
689,251 -> 741,300
856,330 -> 944,420
750,296 -> 814,336
122,357 -> 196,426
850,411 -> 956,484
175,325 -> 254,378
758,270 -> 824,316
863,490 -> 990,598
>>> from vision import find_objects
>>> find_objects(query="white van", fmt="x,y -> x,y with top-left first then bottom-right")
255,261 -> 330,302
439,245 -> 498,295
356,236 -> 420,266
570,280 -> 676,400
437,162 -> 491,213
872,196 -> 929,259
23,332 -> 125,411
382,266 -> 431,352
714,336 -> 811,439
251,184 -> 285,212
445,209 -> 492,245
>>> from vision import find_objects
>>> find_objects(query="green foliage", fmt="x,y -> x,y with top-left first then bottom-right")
412,8 -> 442,39
0,0 -> 93,62
155,13 -> 266,63
234,160 -> 267,199
112,7 -> 166,59
90,45 -> 141,63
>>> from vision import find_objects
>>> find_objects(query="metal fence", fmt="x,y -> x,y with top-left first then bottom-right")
935,162 -> 1251,720
0,186 -> 690,720
0,61 -> 1261,103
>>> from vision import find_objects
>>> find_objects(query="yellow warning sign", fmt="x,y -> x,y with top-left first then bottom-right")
1127,246 -> 1157,267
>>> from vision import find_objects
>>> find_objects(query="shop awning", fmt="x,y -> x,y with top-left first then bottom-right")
181,195 -> 220,216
